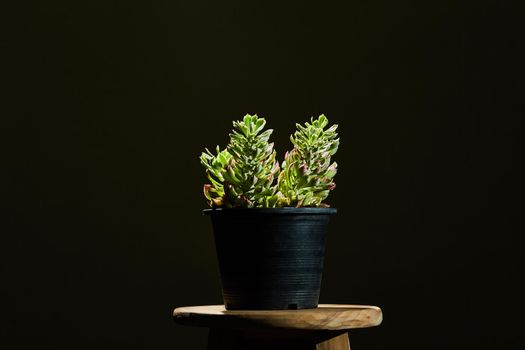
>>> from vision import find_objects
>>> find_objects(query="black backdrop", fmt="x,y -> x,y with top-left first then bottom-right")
1,1 -> 522,349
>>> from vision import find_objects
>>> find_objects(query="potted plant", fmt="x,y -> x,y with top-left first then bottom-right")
200,114 -> 339,310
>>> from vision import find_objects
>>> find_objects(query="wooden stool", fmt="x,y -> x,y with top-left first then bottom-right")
173,304 -> 382,349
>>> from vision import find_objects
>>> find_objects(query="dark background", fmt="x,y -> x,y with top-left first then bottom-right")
1,1 -> 522,349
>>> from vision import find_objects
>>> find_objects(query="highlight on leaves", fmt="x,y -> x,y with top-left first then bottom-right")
277,115 -> 339,207
200,114 -> 280,208
200,114 -> 339,208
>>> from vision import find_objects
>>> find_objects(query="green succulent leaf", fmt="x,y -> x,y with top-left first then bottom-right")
200,114 -> 280,208
200,114 -> 339,208
277,115 -> 339,207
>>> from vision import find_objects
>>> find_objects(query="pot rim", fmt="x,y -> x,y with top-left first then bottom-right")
203,207 -> 337,215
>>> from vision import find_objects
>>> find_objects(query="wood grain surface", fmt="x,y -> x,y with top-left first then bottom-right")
174,304 -> 382,331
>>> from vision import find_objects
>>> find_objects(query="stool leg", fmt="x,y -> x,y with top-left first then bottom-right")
316,332 -> 350,350
207,328 -> 350,350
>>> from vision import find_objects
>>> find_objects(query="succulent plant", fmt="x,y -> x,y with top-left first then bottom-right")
200,146 -> 233,207
200,114 -> 280,208
277,115 -> 339,207
201,114 -> 339,208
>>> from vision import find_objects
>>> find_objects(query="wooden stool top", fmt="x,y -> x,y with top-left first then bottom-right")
173,304 -> 382,331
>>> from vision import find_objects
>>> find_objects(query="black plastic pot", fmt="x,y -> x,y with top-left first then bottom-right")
204,207 -> 337,310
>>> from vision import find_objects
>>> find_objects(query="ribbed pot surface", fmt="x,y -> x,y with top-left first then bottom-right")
204,208 -> 336,310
